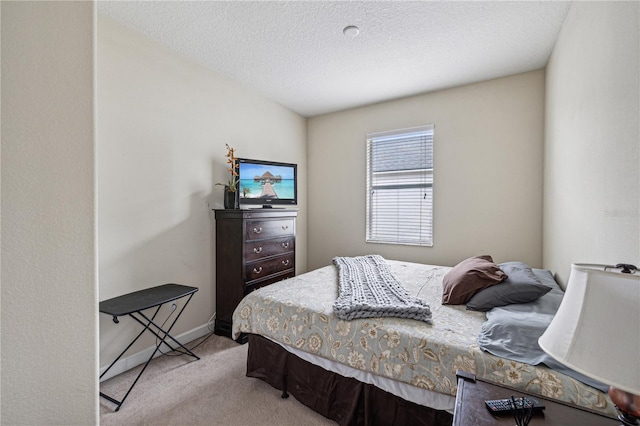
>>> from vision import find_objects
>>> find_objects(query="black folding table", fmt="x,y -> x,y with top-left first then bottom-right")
99,283 -> 200,411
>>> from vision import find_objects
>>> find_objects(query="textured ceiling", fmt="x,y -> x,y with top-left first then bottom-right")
98,1 -> 571,117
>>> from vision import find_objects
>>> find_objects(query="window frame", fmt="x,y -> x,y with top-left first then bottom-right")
365,124 -> 434,247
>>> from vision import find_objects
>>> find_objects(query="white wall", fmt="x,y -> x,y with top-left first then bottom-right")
97,16 -> 307,365
307,71 -> 545,271
544,1 -> 639,286
1,2 -> 98,424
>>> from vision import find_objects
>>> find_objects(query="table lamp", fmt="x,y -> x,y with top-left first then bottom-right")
538,263 -> 640,426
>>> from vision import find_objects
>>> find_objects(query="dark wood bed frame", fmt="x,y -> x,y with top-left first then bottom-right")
246,334 -> 454,426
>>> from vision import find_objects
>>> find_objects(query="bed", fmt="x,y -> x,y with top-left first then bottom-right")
231,258 -> 618,425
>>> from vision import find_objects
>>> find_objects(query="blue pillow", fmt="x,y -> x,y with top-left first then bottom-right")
477,269 -> 608,392
466,261 -> 552,311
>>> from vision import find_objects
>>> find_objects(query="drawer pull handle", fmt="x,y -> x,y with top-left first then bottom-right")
253,226 -> 262,234
253,266 -> 263,274
281,259 -> 290,266
282,225 -> 289,230
281,242 -> 289,249
253,246 -> 263,254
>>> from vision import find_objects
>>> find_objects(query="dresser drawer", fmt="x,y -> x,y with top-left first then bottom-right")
245,219 -> 294,241
246,253 -> 295,282
245,270 -> 295,294
245,237 -> 295,262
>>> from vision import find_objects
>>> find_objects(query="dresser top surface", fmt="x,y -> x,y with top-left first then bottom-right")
213,208 -> 298,219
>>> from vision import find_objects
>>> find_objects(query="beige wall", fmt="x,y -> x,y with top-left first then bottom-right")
1,2 -> 98,423
543,1 -> 639,287
307,71 -> 545,271
97,16 -> 307,366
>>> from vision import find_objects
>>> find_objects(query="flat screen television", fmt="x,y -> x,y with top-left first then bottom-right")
237,158 -> 297,208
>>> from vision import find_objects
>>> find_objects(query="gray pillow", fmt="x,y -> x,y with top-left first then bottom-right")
477,269 -> 608,392
466,261 -> 552,311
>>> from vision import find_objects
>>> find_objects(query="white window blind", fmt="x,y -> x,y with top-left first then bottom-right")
366,125 -> 434,246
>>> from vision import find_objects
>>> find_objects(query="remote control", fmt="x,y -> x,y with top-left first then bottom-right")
485,397 -> 545,414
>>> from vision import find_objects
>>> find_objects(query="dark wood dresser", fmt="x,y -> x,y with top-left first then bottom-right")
213,209 -> 297,340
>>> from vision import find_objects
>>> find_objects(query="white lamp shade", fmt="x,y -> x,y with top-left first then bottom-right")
538,263 -> 640,395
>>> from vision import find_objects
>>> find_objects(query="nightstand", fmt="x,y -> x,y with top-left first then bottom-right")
453,371 -> 619,425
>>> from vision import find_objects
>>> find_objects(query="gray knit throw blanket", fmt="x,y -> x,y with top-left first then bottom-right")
332,255 -> 432,323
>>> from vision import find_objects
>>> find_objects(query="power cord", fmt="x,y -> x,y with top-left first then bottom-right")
155,306 -> 217,356
207,312 -> 216,331
416,267 -> 442,298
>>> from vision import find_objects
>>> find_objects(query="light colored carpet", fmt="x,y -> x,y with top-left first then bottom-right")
99,333 -> 337,426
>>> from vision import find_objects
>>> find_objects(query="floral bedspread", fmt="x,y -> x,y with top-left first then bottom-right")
232,260 -> 616,417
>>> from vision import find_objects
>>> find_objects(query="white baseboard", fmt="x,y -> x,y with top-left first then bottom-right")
99,321 -> 214,382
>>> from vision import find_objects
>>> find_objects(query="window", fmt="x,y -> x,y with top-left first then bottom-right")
366,125 -> 434,246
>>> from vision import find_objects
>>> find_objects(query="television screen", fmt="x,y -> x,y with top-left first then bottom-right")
237,158 -> 297,207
